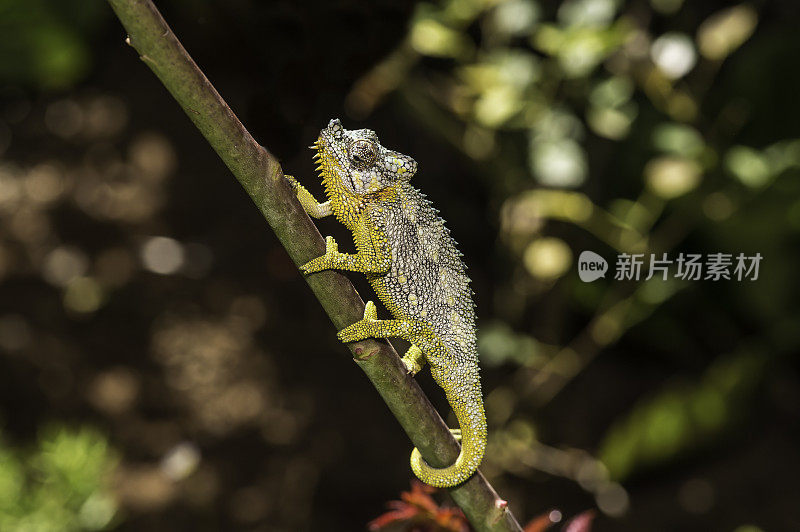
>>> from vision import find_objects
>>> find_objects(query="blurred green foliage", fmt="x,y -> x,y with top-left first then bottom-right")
0,0 -> 106,90
1,0 -> 798,528
0,426 -> 118,532
599,349 -> 765,480
346,0 -> 800,516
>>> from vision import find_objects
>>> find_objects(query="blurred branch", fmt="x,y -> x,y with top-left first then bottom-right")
526,268 -> 686,405
525,199 -> 699,405
105,0 -> 521,530
346,39 -> 420,119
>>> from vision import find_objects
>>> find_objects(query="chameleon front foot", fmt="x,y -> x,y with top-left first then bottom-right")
284,174 -> 300,190
300,236 -> 339,274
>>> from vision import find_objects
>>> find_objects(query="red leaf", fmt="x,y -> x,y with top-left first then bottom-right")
434,507 -> 469,532
368,480 -> 471,532
412,480 -> 437,495
562,510 -> 595,532
368,505 -> 420,530
523,513 -> 555,532
402,482 -> 440,514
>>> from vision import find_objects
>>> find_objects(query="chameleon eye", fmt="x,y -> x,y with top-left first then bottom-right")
350,140 -> 378,167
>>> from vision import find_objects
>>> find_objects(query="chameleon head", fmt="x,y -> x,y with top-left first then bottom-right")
314,118 -> 417,196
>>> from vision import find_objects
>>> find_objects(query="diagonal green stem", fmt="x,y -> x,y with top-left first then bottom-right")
105,1 -> 522,530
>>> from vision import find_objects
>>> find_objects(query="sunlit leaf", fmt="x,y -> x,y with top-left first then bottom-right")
533,21 -> 630,78
410,16 -> 473,58
523,237 -> 573,280
725,146 -> 772,188
651,33 -> 697,79
589,76 -> 634,109
478,322 -> 543,367
697,5 -> 758,60
644,156 -> 702,199
0,426 -> 117,531
558,0 -> 618,28
530,138 -> 588,187
587,104 -> 636,140
475,86 -> 525,127
652,123 -> 705,158
487,0 -> 541,38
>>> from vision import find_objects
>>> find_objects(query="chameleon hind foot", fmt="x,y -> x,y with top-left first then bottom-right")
337,301 -> 420,343
401,344 -> 426,376
337,301 -> 379,343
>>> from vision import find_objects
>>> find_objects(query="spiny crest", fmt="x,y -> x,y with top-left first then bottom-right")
313,118 -> 418,200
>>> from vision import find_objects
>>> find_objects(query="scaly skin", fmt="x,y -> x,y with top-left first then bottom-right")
287,119 -> 487,488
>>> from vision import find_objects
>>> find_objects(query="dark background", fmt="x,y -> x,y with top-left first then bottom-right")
1,0 -> 799,531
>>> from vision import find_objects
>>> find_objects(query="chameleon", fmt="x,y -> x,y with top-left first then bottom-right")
286,118 -> 486,488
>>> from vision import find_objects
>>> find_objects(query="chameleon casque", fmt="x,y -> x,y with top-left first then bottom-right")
286,118 -> 486,488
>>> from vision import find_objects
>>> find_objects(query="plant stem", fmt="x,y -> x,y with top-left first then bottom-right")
106,1 -> 522,529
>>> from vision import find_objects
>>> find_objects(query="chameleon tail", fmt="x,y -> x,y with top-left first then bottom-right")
410,365 -> 487,488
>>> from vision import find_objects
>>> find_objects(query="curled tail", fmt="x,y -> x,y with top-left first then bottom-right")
410,366 -> 487,488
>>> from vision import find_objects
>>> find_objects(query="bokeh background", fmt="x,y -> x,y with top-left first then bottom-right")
1,0 -> 799,530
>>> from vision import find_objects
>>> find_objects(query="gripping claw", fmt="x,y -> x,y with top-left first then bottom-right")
364,300 -> 377,320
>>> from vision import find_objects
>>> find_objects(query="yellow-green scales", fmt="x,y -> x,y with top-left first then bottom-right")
287,119 -> 487,487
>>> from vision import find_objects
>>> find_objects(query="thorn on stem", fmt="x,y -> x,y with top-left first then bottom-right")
490,499 -> 510,525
